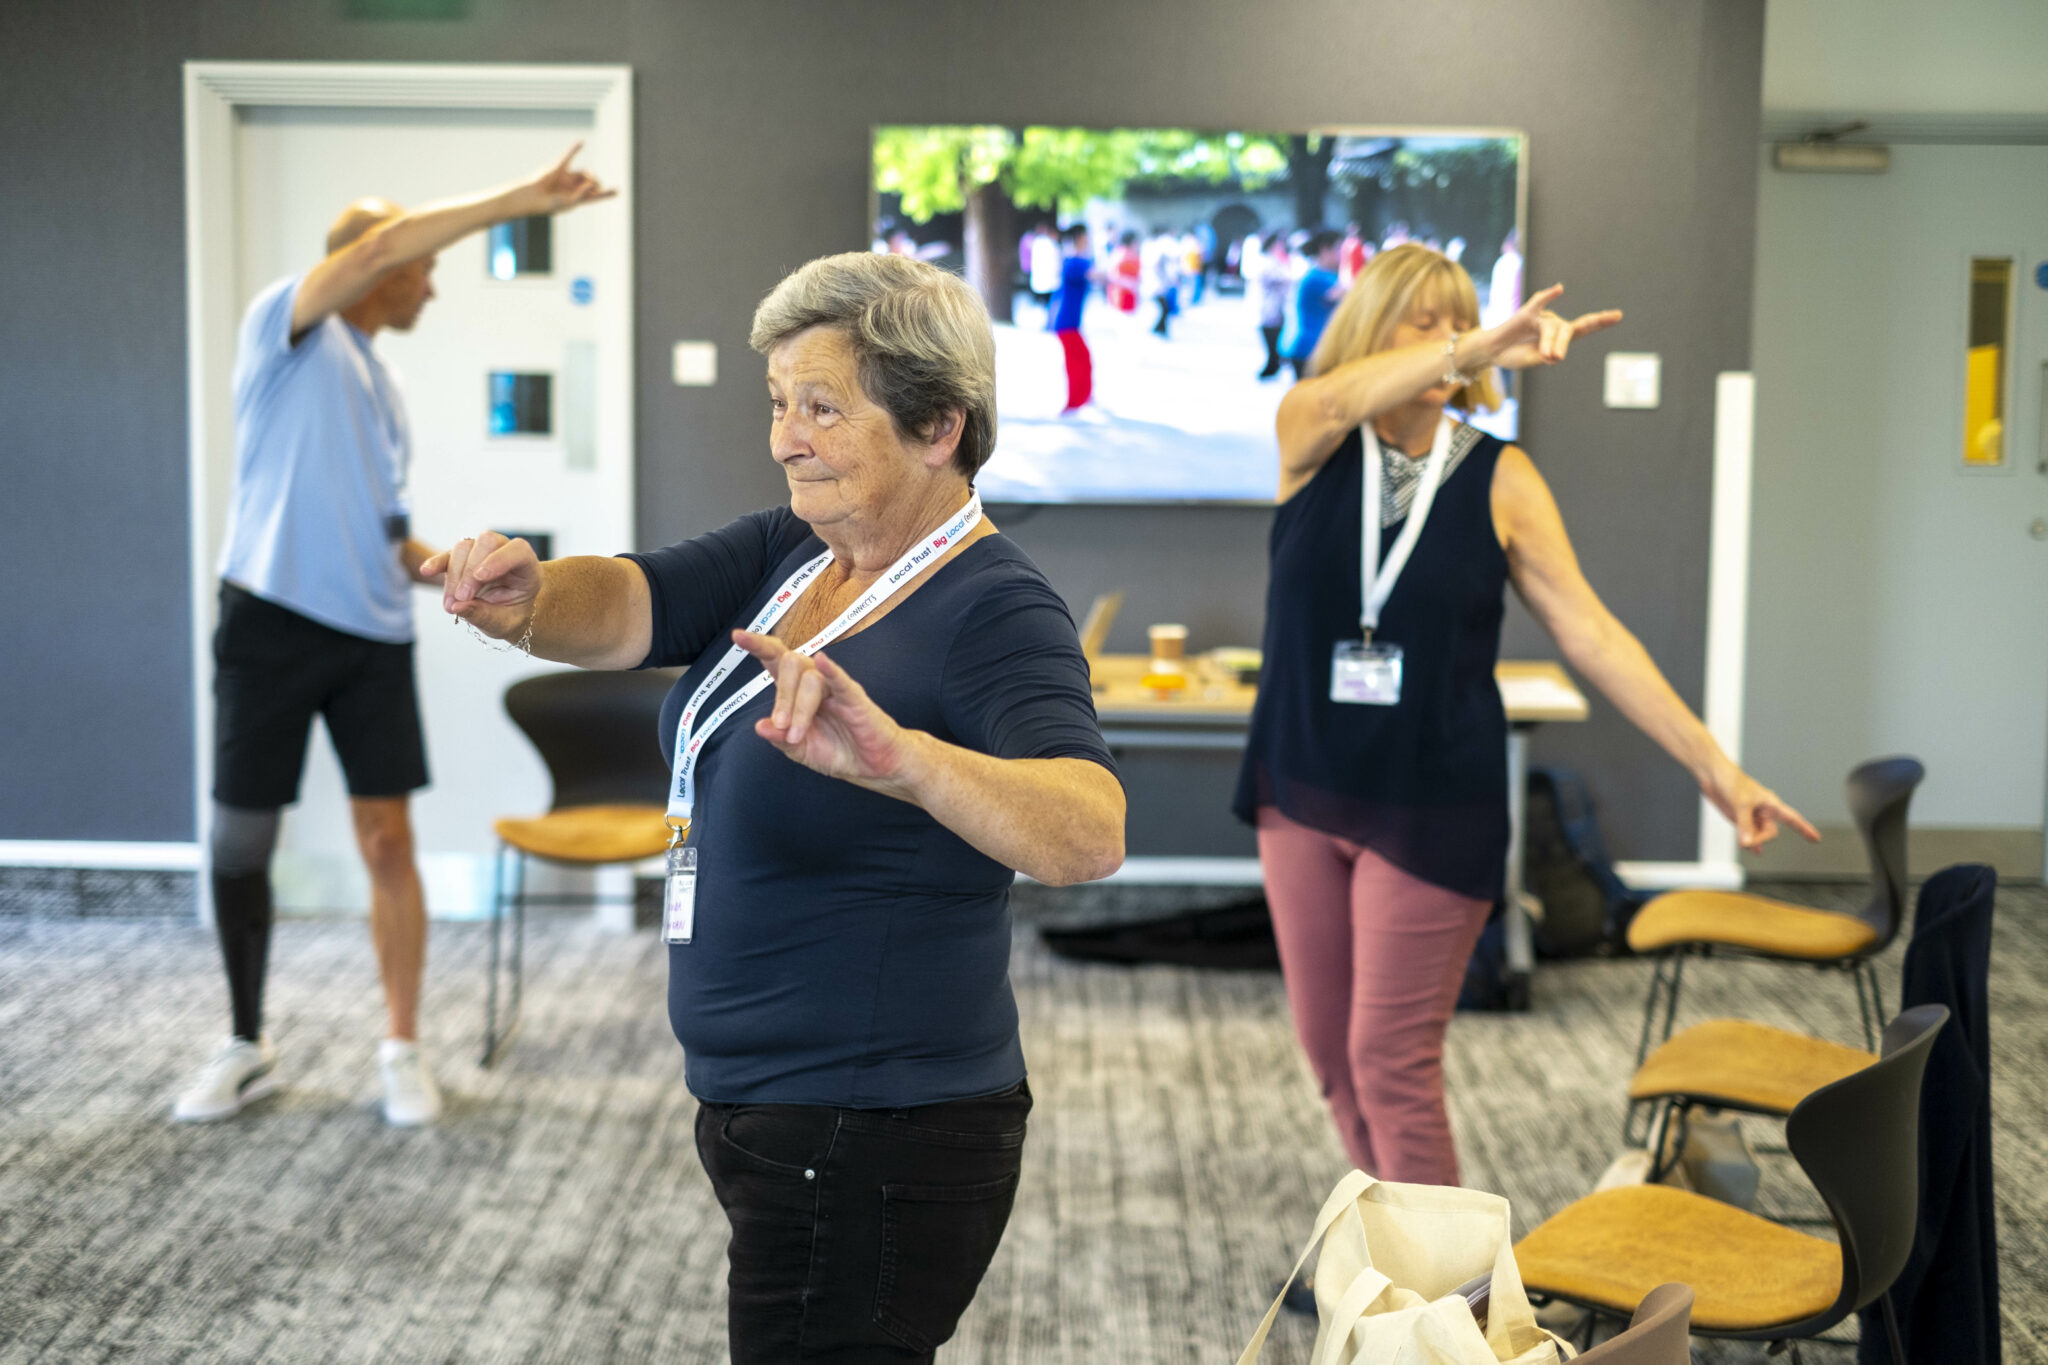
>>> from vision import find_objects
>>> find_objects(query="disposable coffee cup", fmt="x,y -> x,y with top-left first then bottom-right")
1148,623 -> 1188,666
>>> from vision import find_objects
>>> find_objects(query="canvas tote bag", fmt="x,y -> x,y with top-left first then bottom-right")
1239,1170 -> 1574,1365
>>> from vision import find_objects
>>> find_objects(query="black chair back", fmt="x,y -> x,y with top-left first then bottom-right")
1845,756 -> 1924,953
502,668 -> 681,810
1784,1003 -> 1947,1333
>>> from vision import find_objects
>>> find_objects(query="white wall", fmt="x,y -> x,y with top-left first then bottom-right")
1746,0 -> 2048,871
1765,0 -> 2048,118
1744,143 -> 2048,837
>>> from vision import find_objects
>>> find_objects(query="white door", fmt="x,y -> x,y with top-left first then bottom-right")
221,104 -> 633,913
1747,144 -> 2048,877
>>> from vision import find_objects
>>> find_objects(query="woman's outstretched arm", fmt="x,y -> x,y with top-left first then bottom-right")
1274,284 -> 1619,501
1494,448 -> 1819,851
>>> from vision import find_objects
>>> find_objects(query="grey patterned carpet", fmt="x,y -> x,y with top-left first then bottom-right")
0,879 -> 2041,1363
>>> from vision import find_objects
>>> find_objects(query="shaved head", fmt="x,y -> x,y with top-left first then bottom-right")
326,197 -> 403,255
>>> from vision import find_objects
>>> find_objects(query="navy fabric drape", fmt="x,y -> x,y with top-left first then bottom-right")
1859,863 -> 2002,1364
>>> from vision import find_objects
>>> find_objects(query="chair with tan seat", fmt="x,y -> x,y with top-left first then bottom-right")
1517,1004 -> 1946,1365
1627,756 -> 1922,1077
483,668 -> 680,1066
1630,1018 -> 1876,1183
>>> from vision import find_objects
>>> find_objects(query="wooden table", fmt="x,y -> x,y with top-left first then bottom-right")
1091,654 -> 1587,724
1091,653 -> 1590,1006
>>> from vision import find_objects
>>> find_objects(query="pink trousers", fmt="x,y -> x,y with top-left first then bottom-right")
1256,806 -> 1493,1185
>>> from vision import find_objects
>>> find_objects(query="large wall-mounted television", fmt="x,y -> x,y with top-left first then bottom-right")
872,126 -> 1528,504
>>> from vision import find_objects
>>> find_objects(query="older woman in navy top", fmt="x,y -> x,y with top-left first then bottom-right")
1234,244 -> 1817,1189
432,252 -> 1125,1363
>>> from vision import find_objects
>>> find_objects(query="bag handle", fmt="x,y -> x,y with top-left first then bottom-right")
1236,1170 -> 1375,1365
1310,1264 -> 1396,1365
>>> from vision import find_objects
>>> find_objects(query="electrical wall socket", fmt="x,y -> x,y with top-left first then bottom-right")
671,341 -> 718,387
1604,352 -> 1661,409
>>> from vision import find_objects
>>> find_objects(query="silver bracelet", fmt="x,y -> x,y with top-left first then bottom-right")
1442,335 -> 1471,388
454,584 -> 538,657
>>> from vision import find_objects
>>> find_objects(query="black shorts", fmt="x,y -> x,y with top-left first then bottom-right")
212,583 -> 429,809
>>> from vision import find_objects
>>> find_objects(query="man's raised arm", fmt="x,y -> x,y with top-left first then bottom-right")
289,141 -> 616,340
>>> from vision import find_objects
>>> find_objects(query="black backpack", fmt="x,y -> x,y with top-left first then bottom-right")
1523,765 -> 1648,957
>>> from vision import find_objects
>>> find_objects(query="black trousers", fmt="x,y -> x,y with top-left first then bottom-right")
696,1081 -> 1031,1363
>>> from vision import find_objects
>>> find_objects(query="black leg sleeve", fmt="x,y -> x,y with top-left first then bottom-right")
212,871 -> 273,1042
209,803 -> 281,1043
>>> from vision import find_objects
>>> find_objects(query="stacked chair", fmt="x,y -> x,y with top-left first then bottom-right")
482,668 -> 681,1066
1516,1004 -> 1946,1363
1509,780 -> 1998,1365
1622,756 -> 1921,1144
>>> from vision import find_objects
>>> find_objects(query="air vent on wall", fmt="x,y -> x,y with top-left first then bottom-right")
1773,120 -> 1889,173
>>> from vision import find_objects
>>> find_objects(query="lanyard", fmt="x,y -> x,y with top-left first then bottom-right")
341,322 -> 412,515
664,492 -> 983,837
1359,415 -> 1453,639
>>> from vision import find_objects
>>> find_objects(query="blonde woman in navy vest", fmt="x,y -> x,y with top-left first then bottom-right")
1234,244 -> 1818,1188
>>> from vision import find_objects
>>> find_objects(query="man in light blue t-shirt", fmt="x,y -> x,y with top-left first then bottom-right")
175,144 -> 615,1128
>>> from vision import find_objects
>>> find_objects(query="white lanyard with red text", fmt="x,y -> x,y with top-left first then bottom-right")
661,492 -> 983,943
1330,416 -> 1451,707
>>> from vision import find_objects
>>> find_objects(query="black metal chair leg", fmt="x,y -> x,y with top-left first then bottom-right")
509,849 -> 527,1028
1633,954 -> 1672,1069
1659,952 -> 1687,1046
482,841 -> 506,1067
1881,1289 -> 1908,1365
1627,952 -> 1689,1145
1854,959 -> 1885,1052
1645,1101 -> 1689,1183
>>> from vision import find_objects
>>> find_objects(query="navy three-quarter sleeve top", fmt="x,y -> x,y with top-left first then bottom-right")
621,507 -> 1117,1109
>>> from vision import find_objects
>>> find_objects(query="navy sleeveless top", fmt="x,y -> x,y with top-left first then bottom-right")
1232,423 -> 1511,902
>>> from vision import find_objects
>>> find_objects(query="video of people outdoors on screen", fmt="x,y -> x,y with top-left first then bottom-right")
872,126 -> 1526,503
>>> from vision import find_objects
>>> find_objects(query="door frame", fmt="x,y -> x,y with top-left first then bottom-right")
182,61 -> 634,920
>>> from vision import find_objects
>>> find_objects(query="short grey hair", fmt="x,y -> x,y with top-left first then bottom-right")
749,252 -> 998,480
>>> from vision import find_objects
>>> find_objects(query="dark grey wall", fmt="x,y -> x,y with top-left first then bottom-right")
0,0 -> 1763,858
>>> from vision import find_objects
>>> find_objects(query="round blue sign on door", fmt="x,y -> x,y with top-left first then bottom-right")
2036,261 -> 2048,290
571,276 -> 595,305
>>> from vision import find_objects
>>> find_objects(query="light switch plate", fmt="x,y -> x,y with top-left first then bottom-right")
672,341 -> 718,387
1604,352 -> 1661,409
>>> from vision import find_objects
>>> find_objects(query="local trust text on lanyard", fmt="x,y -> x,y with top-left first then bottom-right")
659,492 -> 982,946
1329,416 -> 1452,707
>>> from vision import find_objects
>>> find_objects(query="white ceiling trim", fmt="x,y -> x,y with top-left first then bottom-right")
188,62 -> 623,110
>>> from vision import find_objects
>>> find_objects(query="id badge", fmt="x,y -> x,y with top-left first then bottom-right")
1330,639 -> 1403,706
663,844 -> 698,945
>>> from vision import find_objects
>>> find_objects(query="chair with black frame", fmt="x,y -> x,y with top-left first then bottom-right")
1628,1017 -> 1876,1187
1625,756 -> 1922,1096
1515,1004 -> 1947,1365
482,667 -> 680,1066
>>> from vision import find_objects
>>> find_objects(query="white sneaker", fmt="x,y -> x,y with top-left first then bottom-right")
172,1036 -> 280,1122
378,1039 -> 443,1127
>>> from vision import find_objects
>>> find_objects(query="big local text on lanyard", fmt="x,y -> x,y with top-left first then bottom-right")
1329,415 -> 1453,707
659,492 -> 985,944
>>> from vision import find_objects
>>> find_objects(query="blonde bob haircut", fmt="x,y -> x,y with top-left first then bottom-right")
1306,242 -> 1503,415
749,251 -> 998,480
